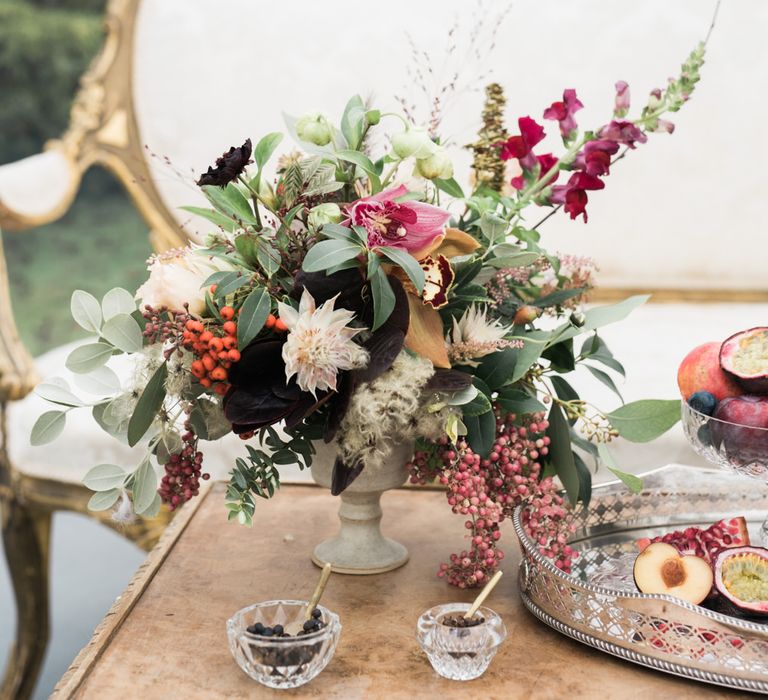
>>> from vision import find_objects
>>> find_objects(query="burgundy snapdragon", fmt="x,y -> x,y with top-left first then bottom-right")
498,117 -> 546,169
550,172 -> 605,222
574,139 -> 620,177
598,120 -> 647,148
543,89 -> 583,141
510,152 -> 559,191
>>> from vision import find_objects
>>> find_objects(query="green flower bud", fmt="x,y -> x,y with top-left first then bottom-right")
296,112 -> 332,146
414,149 -> 454,180
391,127 -> 437,160
308,202 -> 342,229
366,109 -> 381,126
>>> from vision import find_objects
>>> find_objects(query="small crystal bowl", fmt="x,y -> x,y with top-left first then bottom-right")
416,603 -> 506,681
226,600 -> 341,689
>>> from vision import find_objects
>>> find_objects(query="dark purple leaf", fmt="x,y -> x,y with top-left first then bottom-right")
331,456 -> 364,495
425,369 -> 473,392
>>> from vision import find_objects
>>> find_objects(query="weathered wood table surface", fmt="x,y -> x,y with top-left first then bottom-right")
53,483 -> 748,699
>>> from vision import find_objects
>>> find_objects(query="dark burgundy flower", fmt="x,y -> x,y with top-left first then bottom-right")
574,139 -> 620,177
196,139 -> 253,187
223,339 -> 328,432
598,121 -> 647,148
498,117 -> 546,168
510,152 -> 559,191
550,172 -> 605,222
543,89 -> 583,140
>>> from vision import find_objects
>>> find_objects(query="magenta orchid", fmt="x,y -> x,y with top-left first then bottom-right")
543,89 -> 583,141
347,184 -> 450,254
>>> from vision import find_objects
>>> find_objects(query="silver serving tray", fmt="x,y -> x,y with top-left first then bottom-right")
512,464 -> 768,694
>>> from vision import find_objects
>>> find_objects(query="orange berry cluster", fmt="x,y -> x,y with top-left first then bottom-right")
182,306 -> 241,396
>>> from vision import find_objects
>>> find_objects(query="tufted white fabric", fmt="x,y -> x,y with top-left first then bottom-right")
0,150 -> 74,219
133,0 -> 767,291
8,341 -> 311,484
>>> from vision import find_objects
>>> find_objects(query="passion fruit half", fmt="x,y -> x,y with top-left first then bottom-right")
720,327 -> 768,393
713,546 -> 768,617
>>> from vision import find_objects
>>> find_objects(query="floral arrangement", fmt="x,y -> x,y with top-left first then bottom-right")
33,41 -> 706,586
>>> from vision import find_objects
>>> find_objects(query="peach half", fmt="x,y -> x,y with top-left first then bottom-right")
633,542 -> 713,605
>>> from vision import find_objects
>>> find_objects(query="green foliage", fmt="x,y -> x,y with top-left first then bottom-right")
607,399 -> 681,443
0,0 -> 106,163
127,362 -> 167,446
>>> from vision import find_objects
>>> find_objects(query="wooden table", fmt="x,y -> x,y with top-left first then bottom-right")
53,484 -> 747,699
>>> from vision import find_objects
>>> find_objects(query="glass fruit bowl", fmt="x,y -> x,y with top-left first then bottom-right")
681,400 -> 768,541
226,600 -> 341,689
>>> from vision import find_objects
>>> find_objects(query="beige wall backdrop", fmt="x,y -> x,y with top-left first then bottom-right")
134,0 -> 765,292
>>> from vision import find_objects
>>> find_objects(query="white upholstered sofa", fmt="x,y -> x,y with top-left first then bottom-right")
0,1 -> 766,697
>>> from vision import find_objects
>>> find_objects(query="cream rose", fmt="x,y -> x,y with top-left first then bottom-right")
136,247 -> 234,316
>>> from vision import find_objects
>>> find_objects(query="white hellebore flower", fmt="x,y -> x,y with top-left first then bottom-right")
391,127 -> 438,160
414,148 -> 454,180
135,247 -> 233,316
278,290 -> 369,396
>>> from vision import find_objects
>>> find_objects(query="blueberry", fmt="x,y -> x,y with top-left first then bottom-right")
272,624 -> 284,635
246,624 -> 258,634
303,619 -> 317,632
311,608 -> 322,620
254,622 -> 265,633
262,627 -> 274,637
688,391 -> 717,416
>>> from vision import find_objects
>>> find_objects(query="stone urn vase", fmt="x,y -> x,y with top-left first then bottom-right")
310,439 -> 414,574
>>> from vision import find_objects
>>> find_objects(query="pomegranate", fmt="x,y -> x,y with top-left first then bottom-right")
713,546 -> 768,617
636,516 -> 751,564
719,327 -> 768,393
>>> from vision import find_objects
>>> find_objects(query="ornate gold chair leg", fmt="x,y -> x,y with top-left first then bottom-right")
0,495 -> 51,700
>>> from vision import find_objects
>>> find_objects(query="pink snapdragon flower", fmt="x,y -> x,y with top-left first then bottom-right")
543,89 -> 583,140
598,120 -> 647,148
498,117 -> 546,169
550,172 -> 605,222
347,185 -> 450,253
614,81 -> 630,118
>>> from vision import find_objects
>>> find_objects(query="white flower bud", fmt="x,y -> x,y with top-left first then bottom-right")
414,149 -> 454,180
308,203 -> 342,229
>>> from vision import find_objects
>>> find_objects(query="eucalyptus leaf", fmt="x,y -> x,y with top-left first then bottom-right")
607,399 -> 681,443
487,252 -> 541,269
214,273 -> 251,300
180,206 -> 238,232
127,362 -> 168,446
35,382 -> 84,407
585,364 -> 623,402
74,366 -> 121,396
30,410 -> 66,446
475,347 -> 518,390
479,212 -> 508,244
87,488 -> 121,511
496,388 -> 546,415
597,442 -> 643,493
320,224 -> 355,242
203,183 -> 257,225
378,246 -> 425,293
433,177 -> 465,198
238,287 -> 271,349
71,290 -> 102,333
83,463 -> 126,491
102,288 -> 136,321
65,342 -> 113,374
102,314 -> 144,353
510,330 -> 551,382
302,239 -> 362,273
546,402 -> 580,504
254,132 -> 283,169
340,95 -> 366,150
256,241 -> 281,277
462,409 -> 496,458
132,459 -> 158,514
335,150 -> 381,191
369,266 -> 395,331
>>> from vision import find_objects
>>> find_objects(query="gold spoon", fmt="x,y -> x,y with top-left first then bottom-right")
285,563 -> 333,635
464,570 -> 503,620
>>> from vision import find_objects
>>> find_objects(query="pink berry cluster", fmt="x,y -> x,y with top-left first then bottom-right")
408,408 -> 577,588
141,304 -> 191,360
158,420 -> 210,510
